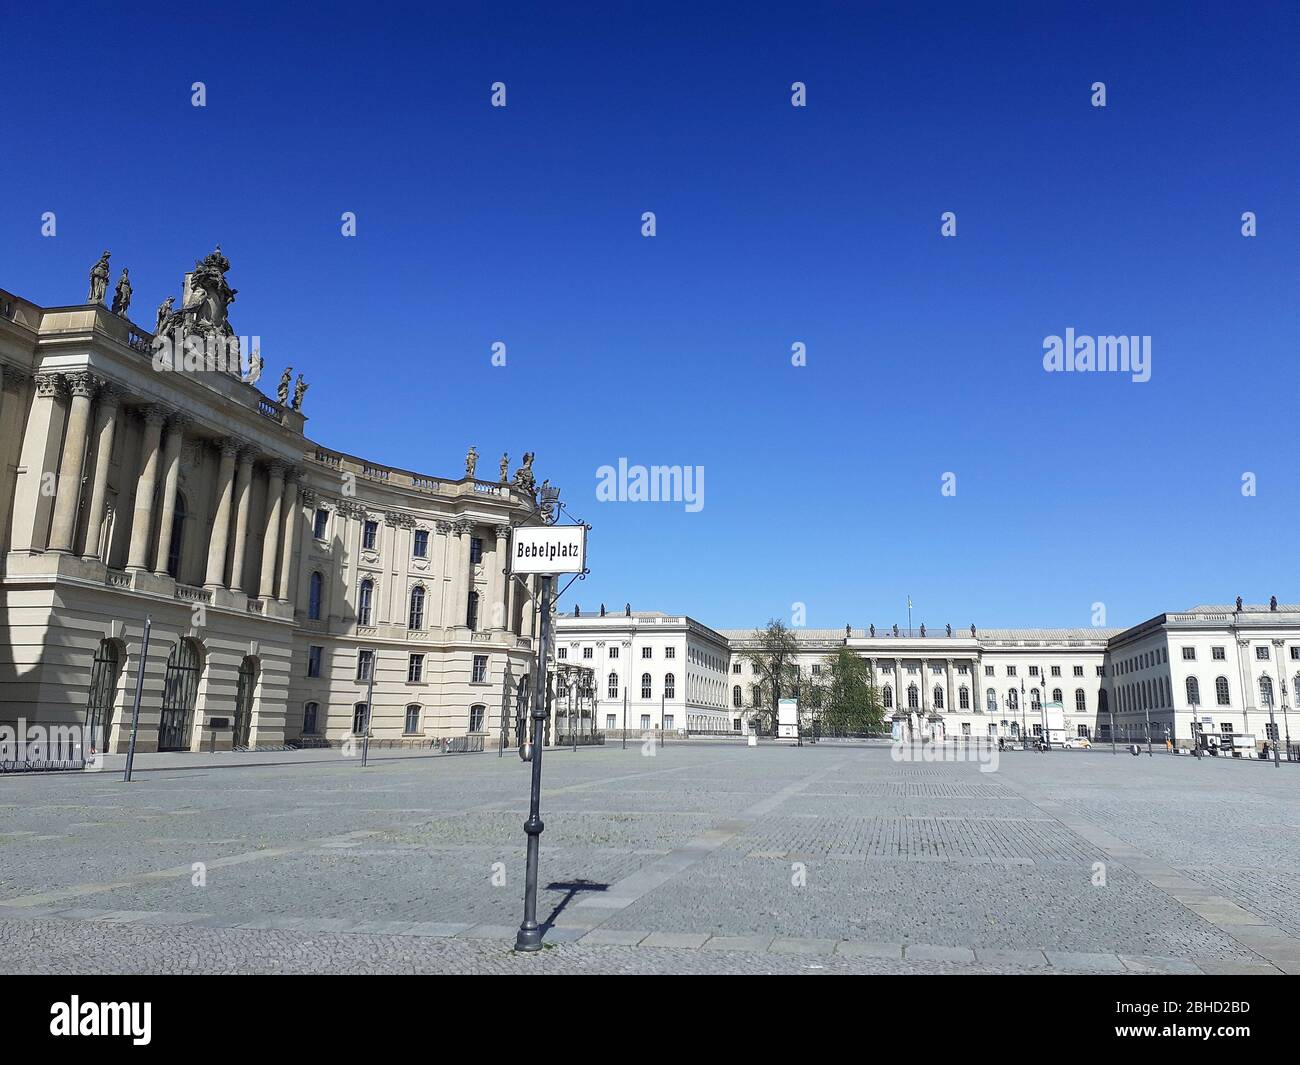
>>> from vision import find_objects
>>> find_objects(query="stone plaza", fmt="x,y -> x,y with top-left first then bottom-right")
1,740 -> 1296,974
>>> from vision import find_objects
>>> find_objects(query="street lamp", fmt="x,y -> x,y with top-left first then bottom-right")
1262,674 -> 1279,768
1281,677 -> 1293,763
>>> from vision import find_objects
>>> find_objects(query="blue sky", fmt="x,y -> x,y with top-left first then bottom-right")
2,2 -> 1296,630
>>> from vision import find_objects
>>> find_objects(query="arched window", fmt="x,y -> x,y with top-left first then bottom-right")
159,639 -> 202,751
408,586 -> 425,629
358,578 -> 374,626
641,673 -> 652,699
664,673 -> 675,699
166,492 -> 187,579
467,590 -> 479,630
233,656 -> 257,748
1215,676 -> 1231,705
1074,688 -> 1086,713
1052,688 -> 1063,704
1030,688 -> 1042,711
302,701 -> 319,735
959,685 -> 969,710
405,703 -> 421,734
608,672 -> 619,699
84,639 -> 121,748
986,688 -> 996,712
733,684 -> 742,708
308,571 -> 323,620
933,685 -> 944,709
907,684 -> 918,709
1260,676 -> 1274,707
1007,688 -> 1019,711
1186,676 -> 1200,705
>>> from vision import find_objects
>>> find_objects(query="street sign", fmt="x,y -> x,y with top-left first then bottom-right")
510,525 -> 586,575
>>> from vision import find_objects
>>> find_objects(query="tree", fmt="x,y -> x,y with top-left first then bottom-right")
807,648 -> 885,736
743,619 -> 801,733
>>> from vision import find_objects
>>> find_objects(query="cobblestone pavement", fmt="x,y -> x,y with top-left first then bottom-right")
0,742 -> 1296,974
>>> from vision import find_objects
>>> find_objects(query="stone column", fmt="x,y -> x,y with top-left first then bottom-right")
81,384 -> 121,561
228,448 -> 255,593
276,472 -> 301,603
48,372 -> 97,553
893,658 -> 903,712
126,405 -> 166,571
204,438 -> 240,589
258,462 -> 286,599
492,524 -> 510,629
946,658 -> 955,715
453,518 -> 473,628
152,414 -> 188,575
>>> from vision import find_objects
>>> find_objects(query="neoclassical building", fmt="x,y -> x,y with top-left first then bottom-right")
0,252 -> 547,752
558,603 -> 1300,751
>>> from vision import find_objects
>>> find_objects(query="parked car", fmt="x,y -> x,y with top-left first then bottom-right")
1061,737 -> 1092,749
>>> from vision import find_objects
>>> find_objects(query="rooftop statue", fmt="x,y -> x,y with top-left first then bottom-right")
512,451 -> 536,496
154,296 -> 174,334
110,268 -> 132,317
87,251 -> 111,304
291,373 -> 308,411
499,452 -> 509,483
465,446 -> 478,479
277,367 -> 293,406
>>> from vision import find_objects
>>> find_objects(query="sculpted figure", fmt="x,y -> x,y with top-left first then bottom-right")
277,367 -> 293,405
870,624 -> 875,637
292,373 -> 308,410
87,251 -> 111,304
500,452 -> 509,483
154,296 -> 174,334
110,268 -> 132,317
465,446 -> 478,479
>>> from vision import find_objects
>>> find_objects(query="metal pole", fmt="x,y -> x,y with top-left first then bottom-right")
1109,707 -> 1116,753
122,615 -> 151,783
1268,697 -> 1279,767
661,691 -> 665,746
571,678 -> 577,752
362,649 -> 376,766
516,573 -> 553,952
1144,700 -> 1152,756
622,686 -> 627,750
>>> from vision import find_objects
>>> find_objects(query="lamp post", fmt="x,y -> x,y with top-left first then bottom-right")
1263,674 -> 1279,767
122,615 -> 152,783
514,484 -> 588,954
1282,677 -> 1293,763
361,648 -> 377,767
1143,691 -> 1152,756
1108,698 -> 1116,754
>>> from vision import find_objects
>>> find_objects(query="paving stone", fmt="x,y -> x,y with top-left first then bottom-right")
974,948 -> 1049,967
770,937 -> 837,956
1045,951 -> 1125,971
905,944 -> 976,963
578,929 -> 648,946
1119,954 -> 1202,974
639,932 -> 709,949
703,935 -> 773,952
835,941 -> 903,959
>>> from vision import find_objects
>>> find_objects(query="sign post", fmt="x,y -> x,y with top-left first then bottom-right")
122,615 -> 152,783
512,520 -> 587,953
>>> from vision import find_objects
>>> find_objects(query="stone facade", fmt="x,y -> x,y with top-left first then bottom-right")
0,262 -> 543,753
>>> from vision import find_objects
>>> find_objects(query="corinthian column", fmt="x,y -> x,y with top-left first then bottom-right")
453,518 -> 473,627
276,471 -> 301,603
126,405 -> 166,570
258,462 -> 286,599
228,448 -> 255,593
204,438 -> 240,589
492,524 -> 510,629
81,385 -> 121,561
48,372 -> 98,553
152,414 -> 189,575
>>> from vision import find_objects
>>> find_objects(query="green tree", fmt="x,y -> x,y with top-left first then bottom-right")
743,619 -> 801,733
807,648 -> 885,735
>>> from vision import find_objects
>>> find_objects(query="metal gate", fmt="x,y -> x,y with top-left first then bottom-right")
233,657 -> 256,748
159,640 -> 201,751
84,640 -> 120,750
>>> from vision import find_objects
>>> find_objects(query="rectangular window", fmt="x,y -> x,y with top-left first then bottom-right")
1073,666 -> 1084,676
408,653 -> 424,683
642,647 -> 652,659
1050,665 -> 1061,676
472,654 -> 488,683
664,715 -> 675,731
356,649 -> 373,682
961,723 -> 971,736
558,647 -> 567,660
352,703 -> 368,735
1212,646 -> 1226,660
640,714 -> 651,730
307,645 -> 322,678
1096,666 -> 1105,676
303,702 -> 319,734
811,664 -> 821,676
733,663 -> 742,674
362,520 -> 378,549
469,705 -> 485,732
609,646 -> 619,659
313,508 -> 328,539
1291,647 -> 1300,660
1006,666 -> 1017,676
413,529 -> 429,558
1028,666 -> 1039,676
1182,647 -> 1196,661
984,666 -> 994,676
665,647 -> 675,659
583,647 -> 593,659
1256,645 -> 1270,660
606,714 -> 616,730
404,704 -> 421,734
469,537 -> 483,564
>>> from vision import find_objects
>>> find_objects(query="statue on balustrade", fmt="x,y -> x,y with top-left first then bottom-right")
870,624 -> 875,637
277,367 -> 293,405
154,296 -> 174,335
110,268 -> 133,317
291,373 -> 308,410
244,351 -> 263,385
499,452 -> 509,483
87,251 -> 111,304
512,452 -> 536,496
465,446 -> 478,479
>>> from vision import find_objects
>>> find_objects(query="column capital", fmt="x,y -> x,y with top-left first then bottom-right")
299,486 -> 316,505
164,411 -> 191,432
453,517 -> 473,536
495,523 -> 512,539
236,443 -> 258,465
266,460 -> 288,480
34,372 -> 65,398
65,371 -> 100,399
0,363 -> 30,392
140,403 -> 168,427
98,382 -> 124,409
436,519 -> 453,534
219,436 -> 244,459
282,465 -> 303,485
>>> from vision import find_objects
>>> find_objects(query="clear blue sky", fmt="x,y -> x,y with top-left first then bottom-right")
2,2 -> 1296,631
